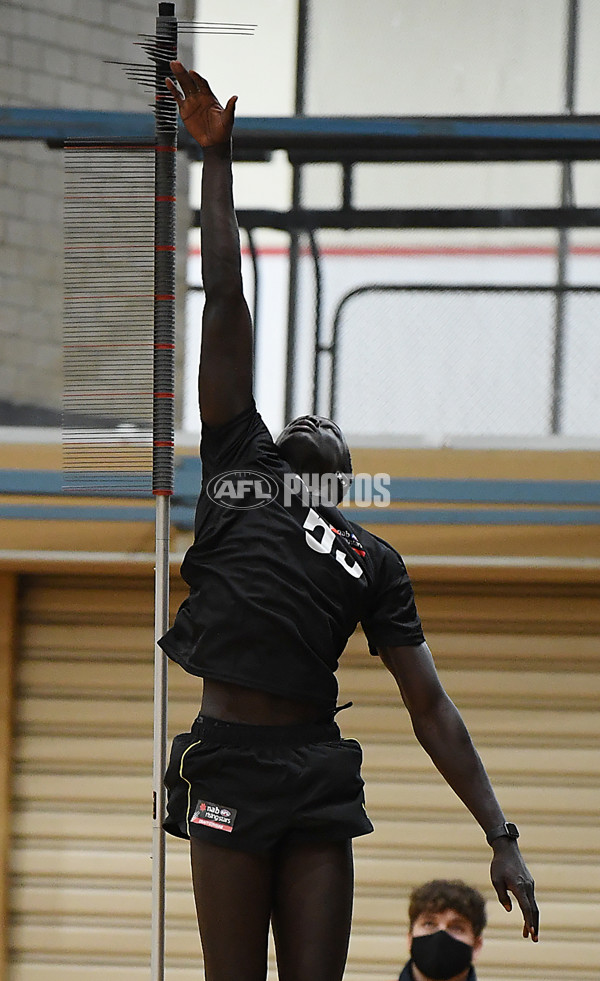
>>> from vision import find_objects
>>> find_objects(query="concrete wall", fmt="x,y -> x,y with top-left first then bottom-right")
0,0 -> 193,424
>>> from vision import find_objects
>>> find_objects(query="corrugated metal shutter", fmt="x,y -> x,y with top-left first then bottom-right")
9,571 -> 600,981
9,573 -> 204,981
343,574 -> 600,981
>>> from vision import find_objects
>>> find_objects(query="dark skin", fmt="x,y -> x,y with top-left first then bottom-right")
166,62 -> 539,980
276,414 -> 351,477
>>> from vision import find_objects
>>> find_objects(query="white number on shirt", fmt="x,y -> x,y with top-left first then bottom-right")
303,508 -> 363,579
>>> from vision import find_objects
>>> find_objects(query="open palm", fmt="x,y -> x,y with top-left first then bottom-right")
166,60 -> 237,147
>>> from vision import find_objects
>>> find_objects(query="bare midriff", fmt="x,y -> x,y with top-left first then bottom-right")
200,677 -> 324,725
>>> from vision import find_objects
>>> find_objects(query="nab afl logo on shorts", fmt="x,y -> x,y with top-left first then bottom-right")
207,470 -> 278,509
191,799 -> 237,832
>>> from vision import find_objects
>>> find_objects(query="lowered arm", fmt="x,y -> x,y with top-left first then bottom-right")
380,641 -> 539,941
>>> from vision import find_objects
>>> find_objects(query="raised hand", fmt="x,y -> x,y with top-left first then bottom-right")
165,61 -> 237,147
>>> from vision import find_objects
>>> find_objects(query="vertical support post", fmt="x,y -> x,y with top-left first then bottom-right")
341,162 -> 353,212
551,0 -> 578,434
309,231 -> 323,415
0,573 -> 16,981
152,496 -> 170,981
246,228 -> 260,387
152,4 -> 177,980
284,0 -> 310,424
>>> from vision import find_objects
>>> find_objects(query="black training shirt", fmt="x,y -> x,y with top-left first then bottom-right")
159,402 -> 425,711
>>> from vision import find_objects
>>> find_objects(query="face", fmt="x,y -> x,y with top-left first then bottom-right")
276,414 -> 350,477
409,908 -> 482,972
411,909 -> 478,947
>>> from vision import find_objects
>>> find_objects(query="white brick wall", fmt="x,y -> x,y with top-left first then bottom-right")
0,0 -> 193,422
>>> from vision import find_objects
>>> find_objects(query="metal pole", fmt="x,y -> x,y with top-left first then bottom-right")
309,230 -> 323,414
551,0 -> 578,434
152,495 -> 170,981
246,228 -> 260,387
284,0 -> 309,423
151,4 -> 177,979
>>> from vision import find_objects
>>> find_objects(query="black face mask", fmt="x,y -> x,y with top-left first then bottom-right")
410,929 -> 473,981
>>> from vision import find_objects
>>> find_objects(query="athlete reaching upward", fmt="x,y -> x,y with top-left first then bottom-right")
160,62 -> 539,981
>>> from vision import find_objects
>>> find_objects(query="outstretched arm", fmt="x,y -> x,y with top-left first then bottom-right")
166,61 -> 253,426
379,641 -> 539,942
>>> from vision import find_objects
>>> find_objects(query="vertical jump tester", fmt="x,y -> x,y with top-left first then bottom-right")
62,5 -> 253,978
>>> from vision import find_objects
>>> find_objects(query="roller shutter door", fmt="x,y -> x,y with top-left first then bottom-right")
343,575 -> 600,981
9,573 -> 204,981
8,571 -> 600,981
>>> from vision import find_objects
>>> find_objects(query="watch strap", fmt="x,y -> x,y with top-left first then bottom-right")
486,821 -> 520,845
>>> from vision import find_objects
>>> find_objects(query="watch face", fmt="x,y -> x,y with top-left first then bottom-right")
506,823 -> 519,838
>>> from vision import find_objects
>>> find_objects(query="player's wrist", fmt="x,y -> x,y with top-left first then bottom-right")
486,821 -> 520,847
202,140 -> 233,159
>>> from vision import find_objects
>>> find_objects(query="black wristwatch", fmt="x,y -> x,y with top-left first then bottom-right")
486,822 -> 520,845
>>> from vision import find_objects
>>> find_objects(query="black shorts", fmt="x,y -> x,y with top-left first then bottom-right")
163,714 -> 374,852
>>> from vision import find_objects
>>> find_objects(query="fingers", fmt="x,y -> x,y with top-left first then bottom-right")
164,76 -> 183,103
168,62 -> 214,100
168,60 -> 199,98
490,848 -> 539,942
517,882 -> 539,942
166,63 -> 231,116
492,876 -> 512,913
495,876 -> 539,943
189,69 -> 214,96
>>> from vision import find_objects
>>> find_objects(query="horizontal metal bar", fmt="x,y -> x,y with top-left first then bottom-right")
320,283 -> 600,294
218,114 -> 600,162
4,107 -> 600,161
230,207 -> 600,230
17,106 -> 155,141
387,478 -> 600,506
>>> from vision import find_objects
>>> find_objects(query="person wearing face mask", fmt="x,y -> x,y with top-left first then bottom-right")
398,879 -> 486,981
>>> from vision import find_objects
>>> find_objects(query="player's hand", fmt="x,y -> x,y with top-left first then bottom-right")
165,61 -> 237,147
490,839 -> 539,941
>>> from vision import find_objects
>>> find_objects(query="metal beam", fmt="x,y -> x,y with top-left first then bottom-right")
168,114 -> 600,162
4,107 -> 600,162
0,107 -> 156,143
218,207 -> 600,231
